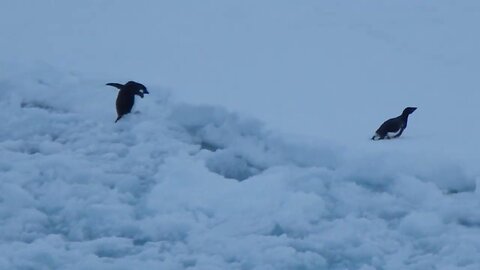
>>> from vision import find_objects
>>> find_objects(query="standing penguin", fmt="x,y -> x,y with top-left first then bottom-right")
372,107 -> 417,140
106,81 -> 149,123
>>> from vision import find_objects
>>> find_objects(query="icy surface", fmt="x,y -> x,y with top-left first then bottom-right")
1,1 -> 480,269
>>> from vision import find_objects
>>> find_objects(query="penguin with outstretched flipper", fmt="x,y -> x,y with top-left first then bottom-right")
106,81 -> 149,123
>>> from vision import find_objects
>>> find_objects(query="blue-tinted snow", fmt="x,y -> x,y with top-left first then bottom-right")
1,1 -> 480,269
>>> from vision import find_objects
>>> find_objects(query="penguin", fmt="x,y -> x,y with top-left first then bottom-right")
371,107 -> 417,140
106,81 -> 149,123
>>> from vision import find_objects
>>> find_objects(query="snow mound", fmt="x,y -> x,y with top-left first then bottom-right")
1,67 -> 480,269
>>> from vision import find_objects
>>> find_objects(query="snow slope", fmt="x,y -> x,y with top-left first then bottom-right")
1,66 -> 480,270
1,1 -> 480,269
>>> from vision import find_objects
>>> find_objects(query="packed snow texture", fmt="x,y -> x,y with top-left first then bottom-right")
1,68 -> 479,270
1,1 -> 480,270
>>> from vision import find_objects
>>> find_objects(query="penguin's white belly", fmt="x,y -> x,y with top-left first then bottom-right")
386,128 -> 402,138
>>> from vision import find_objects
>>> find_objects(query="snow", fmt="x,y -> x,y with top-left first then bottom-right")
1,1 -> 480,269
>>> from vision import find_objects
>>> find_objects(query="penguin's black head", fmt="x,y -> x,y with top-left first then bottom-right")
136,90 -> 144,98
125,81 -> 149,98
402,107 -> 417,115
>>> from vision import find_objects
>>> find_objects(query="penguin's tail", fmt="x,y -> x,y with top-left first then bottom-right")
371,134 -> 381,140
115,115 -> 123,123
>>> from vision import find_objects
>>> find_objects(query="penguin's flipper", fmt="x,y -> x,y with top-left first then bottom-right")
106,83 -> 124,90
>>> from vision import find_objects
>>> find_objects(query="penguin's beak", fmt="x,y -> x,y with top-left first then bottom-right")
142,87 -> 149,95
